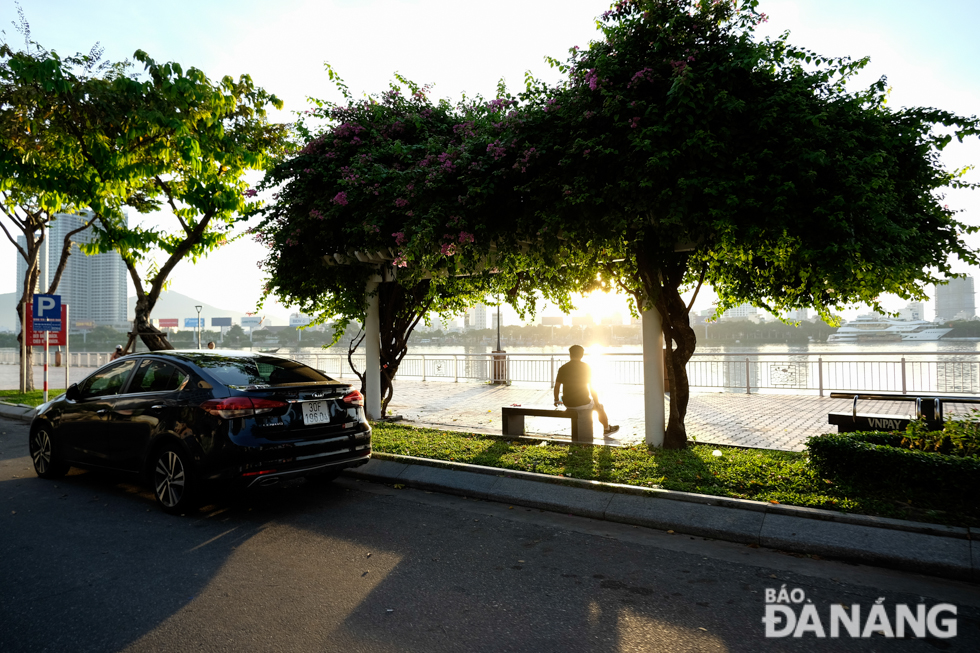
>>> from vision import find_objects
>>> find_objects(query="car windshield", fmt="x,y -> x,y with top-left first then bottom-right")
191,355 -> 333,388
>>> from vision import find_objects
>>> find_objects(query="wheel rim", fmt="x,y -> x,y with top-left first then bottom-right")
154,450 -> 186,508
31,430 -> 52,474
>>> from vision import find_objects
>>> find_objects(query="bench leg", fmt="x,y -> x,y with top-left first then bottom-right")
502,412 -> 525,436
571,410 -> 594,443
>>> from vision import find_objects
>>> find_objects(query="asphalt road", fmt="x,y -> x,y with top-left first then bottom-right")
1,417 -> 978,652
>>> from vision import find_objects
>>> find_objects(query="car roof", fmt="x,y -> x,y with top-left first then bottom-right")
135,350 -> 289,364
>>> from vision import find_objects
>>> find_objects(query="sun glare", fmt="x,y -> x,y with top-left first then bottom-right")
576,290 -> 632,325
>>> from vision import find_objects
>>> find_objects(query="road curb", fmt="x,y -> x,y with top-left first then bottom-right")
344,453 -> 977,582
0,402 -> 35,422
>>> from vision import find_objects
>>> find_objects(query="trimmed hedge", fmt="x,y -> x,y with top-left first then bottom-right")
806,433 -> 980,510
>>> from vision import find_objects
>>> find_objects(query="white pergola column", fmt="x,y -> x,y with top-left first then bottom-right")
364,278 -> 382,420
642,306 -> 665,447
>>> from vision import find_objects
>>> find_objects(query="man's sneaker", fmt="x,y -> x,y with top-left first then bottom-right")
604,425 -> 620,435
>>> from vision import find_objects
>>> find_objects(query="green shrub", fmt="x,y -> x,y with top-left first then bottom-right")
806,433 -> 980,512
901,411 -> 980,457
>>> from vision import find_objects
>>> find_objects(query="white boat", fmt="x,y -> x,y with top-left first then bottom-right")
827,314 -> 952,343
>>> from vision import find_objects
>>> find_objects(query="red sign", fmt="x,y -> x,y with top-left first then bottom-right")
158,318 -> 179,328
25,305 -> 67,346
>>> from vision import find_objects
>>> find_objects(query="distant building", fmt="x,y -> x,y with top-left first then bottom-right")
787,308 -> 809,322
600,313 -> 623,326
16,211 -> 128,328
897,302 -> 924,322
571,315 -> 594,327
721,303 -> 757,320
541,316 -> 564,326
935,277 -> 975,322
466,304 -> 488,330
491,309 -> 504,329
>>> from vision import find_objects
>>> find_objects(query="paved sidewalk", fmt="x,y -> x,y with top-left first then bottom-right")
386,378 -> 975,451
4,363 -> 975,451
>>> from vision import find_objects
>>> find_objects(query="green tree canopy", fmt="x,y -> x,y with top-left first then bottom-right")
254,74 -> 587,412
1,34 -> 289,353
494,0 -> 980,446
257,0 -> 979,443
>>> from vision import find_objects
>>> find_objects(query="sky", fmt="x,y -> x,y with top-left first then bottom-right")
2,0 -> 979,326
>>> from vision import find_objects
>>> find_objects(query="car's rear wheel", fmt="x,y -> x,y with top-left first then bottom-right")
30,427 -> 69,479
152,445 -> 198,514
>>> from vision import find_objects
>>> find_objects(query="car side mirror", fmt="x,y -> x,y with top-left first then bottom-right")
66,384 -> 80,401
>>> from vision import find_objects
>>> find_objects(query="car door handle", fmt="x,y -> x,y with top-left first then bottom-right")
150,405 -> 166,410
96,409 -> 109,415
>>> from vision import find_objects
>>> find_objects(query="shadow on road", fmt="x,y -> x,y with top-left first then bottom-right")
0,454 -> 750,653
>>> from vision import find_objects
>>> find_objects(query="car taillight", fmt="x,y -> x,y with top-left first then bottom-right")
202,397 -> 288,419
342,390 -> 364,407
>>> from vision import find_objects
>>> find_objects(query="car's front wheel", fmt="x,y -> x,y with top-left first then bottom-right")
152,444 -> 198,514
30,427 -> 69,479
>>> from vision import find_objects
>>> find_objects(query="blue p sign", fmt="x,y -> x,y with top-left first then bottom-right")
32,294 -> 62,331
33,294 -> 61,319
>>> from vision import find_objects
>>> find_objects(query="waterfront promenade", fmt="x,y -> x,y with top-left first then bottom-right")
6,363 -> 975,451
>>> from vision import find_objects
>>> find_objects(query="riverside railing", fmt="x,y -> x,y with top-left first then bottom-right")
4,349 -> 979,396
268,351 -> 980,396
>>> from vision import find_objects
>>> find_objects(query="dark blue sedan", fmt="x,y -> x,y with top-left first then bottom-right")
28,351 -> 371,513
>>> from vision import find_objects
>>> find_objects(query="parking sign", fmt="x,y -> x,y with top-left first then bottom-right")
32,294 -> 62,331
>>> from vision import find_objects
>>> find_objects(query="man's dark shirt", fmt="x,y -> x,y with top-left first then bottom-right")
556,360 -> 592,407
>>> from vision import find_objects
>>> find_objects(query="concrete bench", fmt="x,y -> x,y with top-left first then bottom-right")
501,405 -> 594,442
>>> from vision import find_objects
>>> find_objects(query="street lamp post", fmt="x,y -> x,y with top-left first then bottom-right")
496,298 -> 501,351
195,305 -> 202,350
492,296 -> 506,384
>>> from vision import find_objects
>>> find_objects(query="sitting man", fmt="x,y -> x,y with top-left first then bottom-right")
553,345 -> 619,435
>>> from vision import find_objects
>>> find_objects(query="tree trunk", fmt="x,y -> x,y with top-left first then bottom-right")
17,300 -> 34,393
16,259 -> 40,393
129,294 -> 175,352
377,280 -> 433,416
345,279 -> 433,417
637,251 -> 697,449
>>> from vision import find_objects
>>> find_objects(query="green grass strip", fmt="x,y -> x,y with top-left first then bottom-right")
372,422 -> 977,528
0,389 -> 65,407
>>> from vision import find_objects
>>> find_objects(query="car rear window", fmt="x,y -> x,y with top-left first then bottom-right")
195,356 -> 333,388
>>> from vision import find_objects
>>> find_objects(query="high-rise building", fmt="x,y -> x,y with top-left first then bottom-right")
16,211 -> 128,327
935,277 -> 976,322
466,304 -> 488,329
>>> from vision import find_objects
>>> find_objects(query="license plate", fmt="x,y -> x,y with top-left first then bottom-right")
302,400 -> 331,425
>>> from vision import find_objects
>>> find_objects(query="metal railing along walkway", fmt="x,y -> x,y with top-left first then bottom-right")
3,349 -> 979,396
